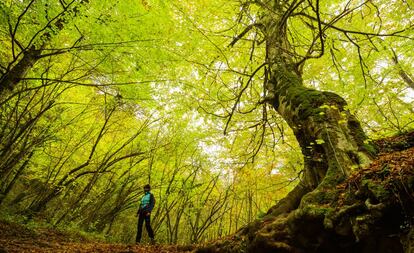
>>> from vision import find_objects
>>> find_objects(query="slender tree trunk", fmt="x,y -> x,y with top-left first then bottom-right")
0,46 -> 42,94
0,152 -> 33,205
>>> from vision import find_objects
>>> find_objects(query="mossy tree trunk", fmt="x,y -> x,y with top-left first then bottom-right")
196,2 -> 412,253
262,3 -> 375,217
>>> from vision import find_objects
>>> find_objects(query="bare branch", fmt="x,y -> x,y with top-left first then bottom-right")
295,0 -> 325,67
38,39 -> 156,58
229,23 -> 264,47
295,12 -> 413,40
10,0 -> 35,57
344,33 -> 368,88
390,48 -> 414,90
20,77 -> 171,87
224,62 -> 267,135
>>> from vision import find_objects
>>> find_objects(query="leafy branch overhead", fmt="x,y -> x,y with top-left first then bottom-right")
0,0 -> 413,251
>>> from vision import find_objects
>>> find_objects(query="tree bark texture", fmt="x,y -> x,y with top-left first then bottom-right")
0,46 -> 42,94
260,3 -> 376,216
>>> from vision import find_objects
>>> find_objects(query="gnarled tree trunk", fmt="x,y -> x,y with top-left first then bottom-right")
263,3 -> 374,218
196,1 -> 414,253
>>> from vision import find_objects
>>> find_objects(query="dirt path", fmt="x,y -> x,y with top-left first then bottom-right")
0,221 -> 193,253
0,240 -> 191,253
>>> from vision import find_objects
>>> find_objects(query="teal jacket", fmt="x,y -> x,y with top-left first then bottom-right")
139,192 -> 155,213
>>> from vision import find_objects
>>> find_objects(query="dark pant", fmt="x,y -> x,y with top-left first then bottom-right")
136,211 -> 154,243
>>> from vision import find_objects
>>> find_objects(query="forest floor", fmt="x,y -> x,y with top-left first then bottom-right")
1,131 -> 413,253
0,220 -> 193,253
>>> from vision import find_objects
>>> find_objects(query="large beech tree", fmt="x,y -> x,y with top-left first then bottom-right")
207,0 -> 410,215
242,0 -> 379,216
191,0 -> 413,252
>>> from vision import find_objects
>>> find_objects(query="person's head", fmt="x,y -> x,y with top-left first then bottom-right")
143,184 -> 151,193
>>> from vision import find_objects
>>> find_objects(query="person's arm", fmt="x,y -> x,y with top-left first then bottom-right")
148,193 -> 155,213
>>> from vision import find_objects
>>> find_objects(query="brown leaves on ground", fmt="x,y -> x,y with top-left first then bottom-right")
0,221 -> 192,253
337,130 -> 414,201
374,130 -> 414,153
0,241 -> 190,253
345,146 -> 414,186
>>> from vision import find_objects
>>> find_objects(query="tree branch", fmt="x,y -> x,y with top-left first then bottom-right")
390,48 -> 414,90
229,23 -> 264,47
224,62 -> 267,135
294,12 -> 413,40
10,0 -> 35,57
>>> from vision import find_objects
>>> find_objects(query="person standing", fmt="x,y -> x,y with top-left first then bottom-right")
136,184 -> 155,244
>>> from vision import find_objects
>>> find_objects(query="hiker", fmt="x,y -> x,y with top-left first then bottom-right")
136,184 -> 155,244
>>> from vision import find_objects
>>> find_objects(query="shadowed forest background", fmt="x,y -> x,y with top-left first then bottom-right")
0,0 -> 413,252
